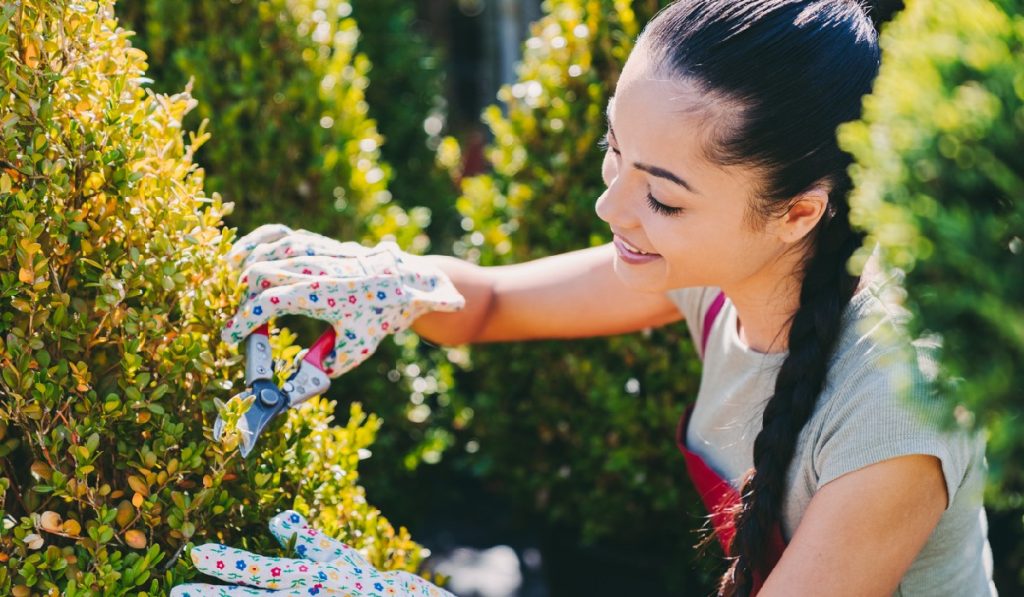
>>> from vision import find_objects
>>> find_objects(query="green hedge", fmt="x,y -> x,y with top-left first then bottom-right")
0,2 -> 424,593
116,0 -> 429,249
348,0 -> 459,248
842,0 -> 1023,479
839,0 -> 1023,588
115,0 -> 469,480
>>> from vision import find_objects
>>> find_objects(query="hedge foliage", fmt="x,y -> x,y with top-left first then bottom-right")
0,1 -> 424,594
347,0 -> 458,247
839,0 -> 1023,493
116,0 -> 430,250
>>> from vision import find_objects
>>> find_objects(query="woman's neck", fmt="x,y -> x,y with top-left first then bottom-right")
725,248 -> 806,355
726,245 -> 877,354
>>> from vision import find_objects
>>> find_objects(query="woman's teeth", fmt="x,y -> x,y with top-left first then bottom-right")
623,239 -> 655,255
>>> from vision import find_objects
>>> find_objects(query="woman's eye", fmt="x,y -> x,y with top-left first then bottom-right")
597,132 -> 619,154
599,131 -> 683,217
646,192 -> 684,217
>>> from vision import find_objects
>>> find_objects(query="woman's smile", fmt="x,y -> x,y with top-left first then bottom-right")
613,234 -> 663,264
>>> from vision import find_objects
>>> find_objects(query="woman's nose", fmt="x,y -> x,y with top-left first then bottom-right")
595,183 -> 639,229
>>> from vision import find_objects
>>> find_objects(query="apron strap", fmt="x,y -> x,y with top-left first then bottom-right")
676,404 -> 740,551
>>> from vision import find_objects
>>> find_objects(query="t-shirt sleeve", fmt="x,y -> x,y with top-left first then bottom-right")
812,342 -> 980,511
665,286 -> 718,351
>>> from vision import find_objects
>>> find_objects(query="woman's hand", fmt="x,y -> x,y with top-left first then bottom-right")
222,225 -> 465,378
170,510 -> 452,596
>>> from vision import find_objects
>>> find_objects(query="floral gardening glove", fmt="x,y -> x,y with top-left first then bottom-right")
170,510 -> 453,596
226,224 -> 387,272
222,224 -> 465,378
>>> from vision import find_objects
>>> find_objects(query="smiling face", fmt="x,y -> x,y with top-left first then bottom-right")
595,47 -> 799,295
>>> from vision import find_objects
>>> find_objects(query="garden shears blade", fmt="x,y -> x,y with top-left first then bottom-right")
213,323 -> 336,457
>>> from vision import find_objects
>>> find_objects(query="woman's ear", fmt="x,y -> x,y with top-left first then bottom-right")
772,185 -> 830,245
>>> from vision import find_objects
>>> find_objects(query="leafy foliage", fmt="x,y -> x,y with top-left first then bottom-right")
348,0 -> 458,248
0,1 -> 424,593
839,0 -> 1023,490
839,0 -> 1024,588
116,0 -> 429,249
115,0 -> 468,484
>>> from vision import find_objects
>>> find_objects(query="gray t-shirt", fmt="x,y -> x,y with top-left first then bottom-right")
666,272 -> 996,596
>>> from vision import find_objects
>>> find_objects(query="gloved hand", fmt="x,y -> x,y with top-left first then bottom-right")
222,224 -> 465,378
170,510 -> 453,596
226,224 -> 390,271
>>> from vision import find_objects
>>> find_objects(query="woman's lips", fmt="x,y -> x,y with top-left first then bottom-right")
613,235 -> 662,264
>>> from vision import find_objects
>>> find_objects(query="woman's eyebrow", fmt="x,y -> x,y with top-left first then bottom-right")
605,96 -> 702,196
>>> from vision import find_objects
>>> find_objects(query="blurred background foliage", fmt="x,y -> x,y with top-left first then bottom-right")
422,0 -> 721,593
3,0 -> 1022,594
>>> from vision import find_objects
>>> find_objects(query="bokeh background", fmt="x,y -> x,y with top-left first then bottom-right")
1,0 -> 1020,595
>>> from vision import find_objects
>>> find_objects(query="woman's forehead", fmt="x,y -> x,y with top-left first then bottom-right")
612,49 -> 726,120
607,75 -> 719,159
608,56 -> 762,197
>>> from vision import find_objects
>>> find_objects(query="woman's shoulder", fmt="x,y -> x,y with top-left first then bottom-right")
807,267 -> 985,509
828,265 -> 938,393
664,285 -> 722,322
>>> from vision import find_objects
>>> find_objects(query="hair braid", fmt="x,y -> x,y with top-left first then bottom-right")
720,191 -> 865,596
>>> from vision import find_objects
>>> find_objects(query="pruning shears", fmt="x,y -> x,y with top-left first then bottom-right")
213,323 -> 337,457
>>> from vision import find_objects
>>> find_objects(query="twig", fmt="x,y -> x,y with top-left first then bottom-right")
160,538 -> 188,572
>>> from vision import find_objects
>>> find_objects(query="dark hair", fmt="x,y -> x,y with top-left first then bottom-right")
638,1 -> 880,595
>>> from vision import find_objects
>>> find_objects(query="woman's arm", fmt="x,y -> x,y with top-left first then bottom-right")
412,242 -> 684,345
759,454 -> 947,596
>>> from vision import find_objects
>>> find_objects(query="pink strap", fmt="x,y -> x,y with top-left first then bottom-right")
700,291 -> 727,358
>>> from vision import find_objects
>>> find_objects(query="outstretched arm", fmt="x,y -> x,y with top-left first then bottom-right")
413,242 -> 684,345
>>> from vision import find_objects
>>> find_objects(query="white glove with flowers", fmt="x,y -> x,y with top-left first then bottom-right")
170,510 -> 453,596
222,224 -> 464,377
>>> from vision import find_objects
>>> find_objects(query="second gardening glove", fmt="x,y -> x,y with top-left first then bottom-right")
170,510 -> 453,596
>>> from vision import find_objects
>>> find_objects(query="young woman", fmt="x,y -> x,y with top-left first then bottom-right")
412,1 -> 995,594
183,1 -> 995,595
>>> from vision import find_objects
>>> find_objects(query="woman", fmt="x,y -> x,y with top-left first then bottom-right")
179,1 -> 995,595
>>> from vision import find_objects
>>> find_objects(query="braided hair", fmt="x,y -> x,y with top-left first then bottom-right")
639,2 -> 880,594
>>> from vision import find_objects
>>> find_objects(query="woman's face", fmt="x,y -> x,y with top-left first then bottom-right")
595,49 -> 792,295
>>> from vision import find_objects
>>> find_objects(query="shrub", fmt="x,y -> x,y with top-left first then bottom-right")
838,0 -> 1023,588
0,1 -> 424,594
840,0 -> 1023,491
115,0 -> 429,249
348,0 -> 458,248
115,0 -> 466,484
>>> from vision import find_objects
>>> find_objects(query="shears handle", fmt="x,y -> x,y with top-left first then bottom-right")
302,326 -> 337,373
247,323 -> 336,378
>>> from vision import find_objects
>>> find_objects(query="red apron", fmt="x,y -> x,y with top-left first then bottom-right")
677,291 -> 786,594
